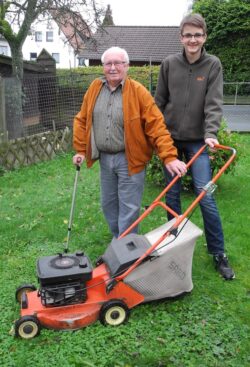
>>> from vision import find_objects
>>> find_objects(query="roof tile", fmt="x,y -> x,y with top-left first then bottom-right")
79,26 -> 182,63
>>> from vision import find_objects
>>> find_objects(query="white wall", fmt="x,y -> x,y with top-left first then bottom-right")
0,38 -> 11,56
22,19 -> 78,69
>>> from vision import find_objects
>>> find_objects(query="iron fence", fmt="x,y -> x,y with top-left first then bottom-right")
0,74 -> 249,142
0,73 -> 100,141
223,82 -> 250,105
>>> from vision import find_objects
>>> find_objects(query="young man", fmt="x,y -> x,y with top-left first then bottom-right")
155,14 -> 235,280
73,47 -> 186,238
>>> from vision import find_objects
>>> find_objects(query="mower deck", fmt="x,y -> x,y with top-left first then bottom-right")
20,264 -> 144,331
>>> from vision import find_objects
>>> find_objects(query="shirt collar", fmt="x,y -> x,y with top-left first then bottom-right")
183,47 -> 206,65
101,77 -> 126,90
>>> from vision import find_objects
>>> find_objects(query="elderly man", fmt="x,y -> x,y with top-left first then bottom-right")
73,46 -> 186,238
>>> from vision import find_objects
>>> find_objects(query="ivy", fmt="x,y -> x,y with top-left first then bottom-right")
192,0 -> 250,82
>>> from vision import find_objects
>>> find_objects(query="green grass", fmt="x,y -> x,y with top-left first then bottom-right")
0,135 -> 250,367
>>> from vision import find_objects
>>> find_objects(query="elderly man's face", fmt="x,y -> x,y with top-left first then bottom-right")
102,50 -> 129,88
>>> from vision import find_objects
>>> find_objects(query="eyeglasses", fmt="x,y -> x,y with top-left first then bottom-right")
181,33 -> 205,40
103,61 -> 127,68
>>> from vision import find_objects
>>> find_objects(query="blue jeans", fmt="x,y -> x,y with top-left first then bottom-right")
100,152 -> 145,238
164,140 -> 224,255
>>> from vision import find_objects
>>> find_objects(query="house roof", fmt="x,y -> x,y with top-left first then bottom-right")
50,11 -> 90,52
79,26 -> 182,63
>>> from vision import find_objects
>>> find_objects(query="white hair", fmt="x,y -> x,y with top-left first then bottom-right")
101,47 -> 130,64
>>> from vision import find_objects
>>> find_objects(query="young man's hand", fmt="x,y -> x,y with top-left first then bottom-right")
205,138 -> 219,152
165,159 -> 187,177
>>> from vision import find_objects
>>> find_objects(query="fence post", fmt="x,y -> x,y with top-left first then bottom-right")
234,83 -> 238,105
0,77 -> 8,142
149,57 -> 152,94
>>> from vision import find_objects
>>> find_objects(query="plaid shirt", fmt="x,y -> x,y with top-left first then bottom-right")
92,80 -> 125,153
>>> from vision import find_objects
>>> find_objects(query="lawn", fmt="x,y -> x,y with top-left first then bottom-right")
0,134 -> 249,367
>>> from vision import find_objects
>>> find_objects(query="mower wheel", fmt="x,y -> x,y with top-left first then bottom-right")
15,316 -> 41,339
99,300 -> 130,326
15,284 -> 37,303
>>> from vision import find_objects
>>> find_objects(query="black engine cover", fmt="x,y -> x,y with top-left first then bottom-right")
37,251 -> 93,286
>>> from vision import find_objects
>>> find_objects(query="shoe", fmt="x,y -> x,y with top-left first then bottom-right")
213,254 -> 235,280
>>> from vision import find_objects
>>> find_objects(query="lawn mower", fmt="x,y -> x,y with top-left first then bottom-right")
14,144 -> 236,339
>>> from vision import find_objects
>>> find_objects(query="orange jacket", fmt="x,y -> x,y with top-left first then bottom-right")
73,77 -> 177,175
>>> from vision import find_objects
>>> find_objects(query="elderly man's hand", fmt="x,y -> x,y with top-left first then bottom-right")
73,154 -> 85,166
165,159 -> 187,177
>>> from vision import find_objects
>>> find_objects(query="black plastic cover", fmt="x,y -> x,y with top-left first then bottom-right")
102,234 -> 151,277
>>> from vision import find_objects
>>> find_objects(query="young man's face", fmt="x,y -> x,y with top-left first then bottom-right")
180,25 -> 207,59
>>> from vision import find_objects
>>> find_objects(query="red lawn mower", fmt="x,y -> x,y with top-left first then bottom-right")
14,144 -> 236,339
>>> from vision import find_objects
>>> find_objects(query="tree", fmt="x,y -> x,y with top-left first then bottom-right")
102,4 -> 114,26
192,0 -> 250,82
0,0 -> 105,79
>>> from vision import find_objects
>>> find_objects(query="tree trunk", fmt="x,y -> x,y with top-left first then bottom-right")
4,77 -> 24,139
10,46 -> 24,80
5,45 -> 24,139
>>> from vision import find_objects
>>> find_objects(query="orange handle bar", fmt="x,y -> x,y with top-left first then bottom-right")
115,144 -> 236,282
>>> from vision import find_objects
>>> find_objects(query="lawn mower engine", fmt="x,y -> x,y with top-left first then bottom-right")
36,251 -> 93,307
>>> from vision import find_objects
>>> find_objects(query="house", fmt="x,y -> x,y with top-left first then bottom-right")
0,34 -> 11,57
22,18 -> 77,69
22,12 -> 90,69
78,25 -> 182,66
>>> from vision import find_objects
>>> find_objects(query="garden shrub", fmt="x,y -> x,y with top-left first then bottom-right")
146,119 -> 242,190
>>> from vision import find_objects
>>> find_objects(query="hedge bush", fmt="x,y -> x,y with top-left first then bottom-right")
57,65 -> 160,92
146,120 -> 243,190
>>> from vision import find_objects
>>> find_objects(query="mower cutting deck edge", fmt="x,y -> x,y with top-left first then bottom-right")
14,144 -> 236,339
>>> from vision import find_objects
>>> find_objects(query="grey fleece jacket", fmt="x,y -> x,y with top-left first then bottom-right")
155,48 -> 223,141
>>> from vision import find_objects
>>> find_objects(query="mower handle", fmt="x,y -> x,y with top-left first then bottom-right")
64,161 -> 81,252
114,143 -> 236,282
75,156 -> 82,170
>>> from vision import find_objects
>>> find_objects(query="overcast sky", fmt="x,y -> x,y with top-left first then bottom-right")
100,0 -> 191,26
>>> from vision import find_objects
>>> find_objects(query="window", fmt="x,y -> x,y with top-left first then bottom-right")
47,21 -> 53,30
46,31 -> 53,42
52,53 -> 60,63
78,57 -> 87,67
35,31 -> 42,42
30,52 -> 37,61
0,46 -> 8,55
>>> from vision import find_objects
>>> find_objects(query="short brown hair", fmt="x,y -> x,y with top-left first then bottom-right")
180,13 -> 207,35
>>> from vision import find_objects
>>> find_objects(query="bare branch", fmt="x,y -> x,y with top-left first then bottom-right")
1,0 -> 105,78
